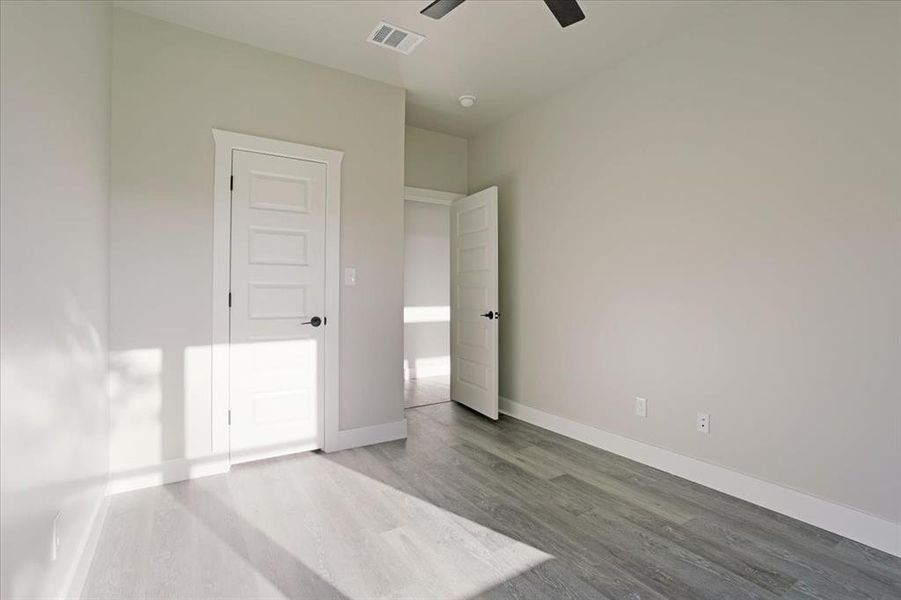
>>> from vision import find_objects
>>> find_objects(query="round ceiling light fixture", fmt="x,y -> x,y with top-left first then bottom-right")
459,95 -> 477,108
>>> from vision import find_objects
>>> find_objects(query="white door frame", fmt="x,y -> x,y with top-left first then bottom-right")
404,186 -> 464,206
212,129 -> 343,458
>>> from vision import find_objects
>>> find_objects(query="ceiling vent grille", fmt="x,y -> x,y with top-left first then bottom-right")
367,22 -> 425,55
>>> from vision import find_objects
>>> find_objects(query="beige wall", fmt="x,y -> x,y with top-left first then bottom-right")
469,1 -> 900,522
109,9 -> 406,475
0,2 -> 112,597
405,125 -> 468,193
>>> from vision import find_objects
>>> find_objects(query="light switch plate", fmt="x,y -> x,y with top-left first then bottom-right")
344,267 -> 357,286
635,397 -> 647,418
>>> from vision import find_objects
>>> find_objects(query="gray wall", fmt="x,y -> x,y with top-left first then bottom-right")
468,1 -> 900,522
405,125 -> 468,194
109,9 -> 406,475
0,2 -> 112,597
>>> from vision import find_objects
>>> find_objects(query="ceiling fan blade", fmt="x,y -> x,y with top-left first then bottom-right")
421,0 -> 467,20
543,0 -> 585,28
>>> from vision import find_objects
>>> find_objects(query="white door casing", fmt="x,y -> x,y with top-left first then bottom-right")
450,186 -> 499,419
229,150 -> 326,463
212,130 -> 343,463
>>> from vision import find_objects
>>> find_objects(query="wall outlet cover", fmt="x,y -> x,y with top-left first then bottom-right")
697,412 -> 710,434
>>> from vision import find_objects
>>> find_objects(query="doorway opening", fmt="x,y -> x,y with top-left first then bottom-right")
403,187 -> 460,408
403,185 -> 499,419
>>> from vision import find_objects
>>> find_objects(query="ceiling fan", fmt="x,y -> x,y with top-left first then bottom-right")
421,0 -> 585,28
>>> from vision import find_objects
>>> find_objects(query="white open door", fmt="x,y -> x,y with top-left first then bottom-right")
229,149 -> 326,463
450,186 -> 499,419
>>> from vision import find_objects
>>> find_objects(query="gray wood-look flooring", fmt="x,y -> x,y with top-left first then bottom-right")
83,402 -> 901,599
403,375 -> 450,409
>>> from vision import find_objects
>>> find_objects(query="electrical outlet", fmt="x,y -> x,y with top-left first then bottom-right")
697,412 -> 710,434
51,511 -> 61,561
635,397 -> 647,418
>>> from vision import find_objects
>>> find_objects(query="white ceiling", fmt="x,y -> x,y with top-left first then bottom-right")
115,0 -> 724,138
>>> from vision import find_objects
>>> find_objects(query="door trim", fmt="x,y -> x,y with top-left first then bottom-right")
212,129 -> 344,458
404,186 -> 464,206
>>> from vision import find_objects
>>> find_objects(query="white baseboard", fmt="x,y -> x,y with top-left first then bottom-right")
329,418 -> 408,452
59,491 -> 109,599
106,418 -> 409,494
499,397 -> 901,557
108,455 -> 230,495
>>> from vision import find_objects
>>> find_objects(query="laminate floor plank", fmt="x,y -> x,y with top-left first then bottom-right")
83,401 -> 901,599
403,375 -> 450,409
503,418 -> 845,552
686,517 -> 898,600
549,473 -> 797,595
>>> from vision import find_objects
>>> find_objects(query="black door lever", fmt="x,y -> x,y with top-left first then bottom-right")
301,316 -> 322,327
480,311 -> 496,320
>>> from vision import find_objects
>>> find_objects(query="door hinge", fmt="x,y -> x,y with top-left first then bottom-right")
228,291 -> 232,307
228,410 -> 231,425
229,175 -> 234,191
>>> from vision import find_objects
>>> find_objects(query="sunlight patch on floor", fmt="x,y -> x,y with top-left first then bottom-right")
190,451 -> 552,599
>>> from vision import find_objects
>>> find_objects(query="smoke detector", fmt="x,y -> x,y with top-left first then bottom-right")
367,22 -> 425,55
459,95 -> 477,108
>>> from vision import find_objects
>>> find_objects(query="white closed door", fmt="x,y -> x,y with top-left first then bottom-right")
229,150 -> 326,464
450,186 -> 499,419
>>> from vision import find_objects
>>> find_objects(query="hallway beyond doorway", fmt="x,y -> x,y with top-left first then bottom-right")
404,375 -> 450,409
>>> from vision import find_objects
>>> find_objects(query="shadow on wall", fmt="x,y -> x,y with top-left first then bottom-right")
109,335 -> 321,482
0,290 -> 108,598
109,343 -> 208,476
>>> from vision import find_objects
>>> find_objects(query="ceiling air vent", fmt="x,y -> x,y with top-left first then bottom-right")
367,21 -> 425,55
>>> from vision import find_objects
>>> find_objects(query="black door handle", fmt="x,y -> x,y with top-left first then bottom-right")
480,311 -> 497,320
301,316 -> 322,327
